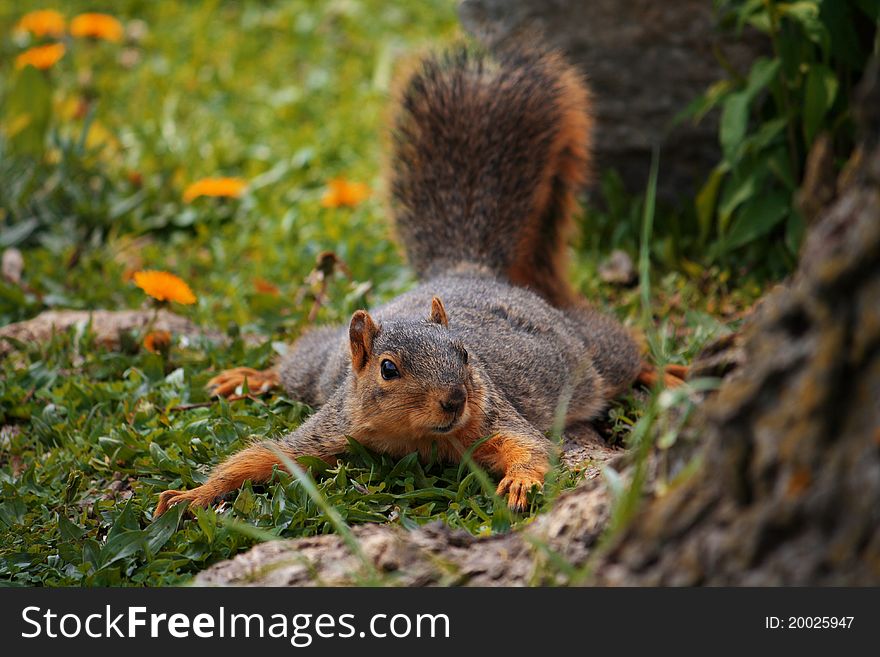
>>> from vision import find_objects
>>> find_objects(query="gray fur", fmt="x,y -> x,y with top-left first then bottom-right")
279,266 -> 639,435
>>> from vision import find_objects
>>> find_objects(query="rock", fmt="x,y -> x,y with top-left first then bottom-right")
598,249 -> 637,286
1,248 -> 24,284
0,308 -> 266,358
458,0 -> 765,201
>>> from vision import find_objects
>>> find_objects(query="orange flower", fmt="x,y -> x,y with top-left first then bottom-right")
254,278 -> 280,295
16,10 -> 66,37
70,13 -> 124,42
320,178 -> 370,208
133,270 -> 197,305
143,330 -> 172,354
15,43 -> 66,70
183,177 -> 248,203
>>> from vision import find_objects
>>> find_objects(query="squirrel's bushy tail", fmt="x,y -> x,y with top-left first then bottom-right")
389,45 -> 592,307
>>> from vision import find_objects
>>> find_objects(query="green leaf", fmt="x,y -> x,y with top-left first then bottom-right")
145,505 -> 182,555
0,218 -> 39,248
724,190 -> 791,251
82,539 -> 101,570
57,514 -> 85,542
677,79 -> 735,125
64,470 -> 83,504
742,117 -> 788,153
194,506 -> 217,543
99,530 -> 146,568
718,162 -> 768,233
695,163 -> 729,244
803,64 -> 838,145
766,146 -> 797,190
232,483 -> 256,515
149,441 -> 176,473
744,58 -> 781,99
720,91 -> 750,161
778,2 -> 830,52
296,455 -> 331,476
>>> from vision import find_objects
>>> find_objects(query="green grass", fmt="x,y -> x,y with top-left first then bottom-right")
0,1 -> 763,586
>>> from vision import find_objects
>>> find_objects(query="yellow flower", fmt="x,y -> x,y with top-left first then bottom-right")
16,10 -> 66,37
70,13 -> 124,42
143,330 -> 172,354
133,270 -> 197,305
15,43 -> 66,70
320,178 -> 371,208
183,177 -> 248,203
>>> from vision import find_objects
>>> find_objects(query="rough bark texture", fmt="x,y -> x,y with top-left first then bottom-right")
458,0 -> 765,200
594,68 -> 880,585
194,67 -> 880,587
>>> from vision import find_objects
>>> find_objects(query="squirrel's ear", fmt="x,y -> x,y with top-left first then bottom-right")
429,296 -> 449,328
349,310 -> 380,372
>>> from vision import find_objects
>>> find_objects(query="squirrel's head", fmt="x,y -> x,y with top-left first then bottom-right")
348,297 -> 479,438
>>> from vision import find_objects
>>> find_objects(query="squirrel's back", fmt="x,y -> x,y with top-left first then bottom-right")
389,46 -> 592,307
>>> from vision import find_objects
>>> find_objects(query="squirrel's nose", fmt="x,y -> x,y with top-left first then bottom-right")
440,385 -> 467,415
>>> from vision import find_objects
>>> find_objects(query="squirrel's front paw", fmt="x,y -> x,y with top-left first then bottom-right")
496,472 -> 543,510
207,367 -> 279,398
154,486 -> 216,517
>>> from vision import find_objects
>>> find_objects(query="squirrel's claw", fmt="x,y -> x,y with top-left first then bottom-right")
496,473 -> 542,510
154,486 -> 216,517
207,367 -> 280,399
636,362 -> 689,389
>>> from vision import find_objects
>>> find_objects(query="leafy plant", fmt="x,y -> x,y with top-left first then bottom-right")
684,0 -> 879,273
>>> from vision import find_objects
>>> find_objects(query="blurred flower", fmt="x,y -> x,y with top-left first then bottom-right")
183,177 -> 247,203
15,43 -> 66,70
254,278 -> 280,295
143,330 -> 172,354
2,248 -> 24,285
70,13 -> 124,42
15,10 -> 65,37
133,270 -> 196,305
320,178 -> 370,208
118,47 -> 141,69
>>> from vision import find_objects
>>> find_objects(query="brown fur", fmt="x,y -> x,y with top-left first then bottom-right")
389,45 -> 592,306
506,54 -> 593,307
155,443 -> 284,516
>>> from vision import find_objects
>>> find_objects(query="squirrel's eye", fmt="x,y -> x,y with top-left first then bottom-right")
461,348 -> 468,364
380,359 -> 399,380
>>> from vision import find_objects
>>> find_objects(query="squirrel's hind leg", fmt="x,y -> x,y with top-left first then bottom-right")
635,362 -> 689,388
207,367 -> 280,399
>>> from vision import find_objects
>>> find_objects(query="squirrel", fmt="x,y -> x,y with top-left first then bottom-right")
155,45 -> 665,516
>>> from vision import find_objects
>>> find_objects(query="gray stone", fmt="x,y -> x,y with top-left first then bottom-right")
459,0 -> 766,201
